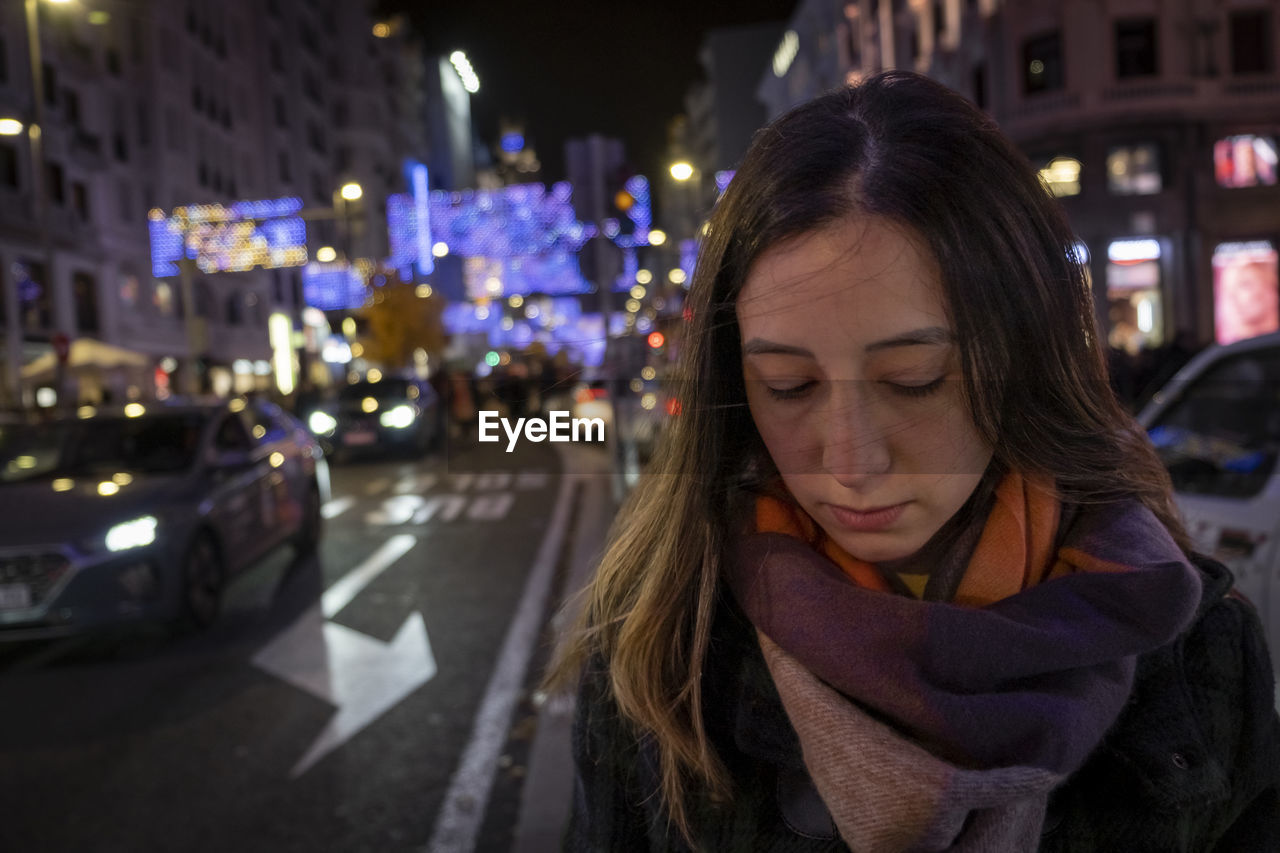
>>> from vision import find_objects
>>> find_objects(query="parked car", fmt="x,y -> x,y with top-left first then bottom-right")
305,376 -> 439,459
1138,331 -> 1280,677
0,398 -> 328,639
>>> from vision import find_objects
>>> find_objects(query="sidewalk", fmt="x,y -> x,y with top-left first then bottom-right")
510,444 -> 621,853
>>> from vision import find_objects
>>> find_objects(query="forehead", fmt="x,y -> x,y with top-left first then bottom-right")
736,217 -> 946,333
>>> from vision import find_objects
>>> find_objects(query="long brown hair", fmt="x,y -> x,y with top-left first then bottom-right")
548,70 -> 1189,841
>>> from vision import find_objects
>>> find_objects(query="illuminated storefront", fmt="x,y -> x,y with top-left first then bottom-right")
1106,238 -> 1164,354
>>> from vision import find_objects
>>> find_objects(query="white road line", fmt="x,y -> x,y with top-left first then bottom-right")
427,462 -> 577,853
321,534 -> 417,619
321,496 -> 356,520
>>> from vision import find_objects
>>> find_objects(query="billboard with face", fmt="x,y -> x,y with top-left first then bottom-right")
1214,241 -> 1280,345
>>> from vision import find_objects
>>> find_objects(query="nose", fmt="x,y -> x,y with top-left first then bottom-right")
821,382 -> 892,489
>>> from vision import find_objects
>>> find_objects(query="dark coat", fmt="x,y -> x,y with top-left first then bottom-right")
566,555 -> 1280,851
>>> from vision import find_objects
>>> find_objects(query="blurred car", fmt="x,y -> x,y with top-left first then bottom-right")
1138,331 -> 1280,675
0,398 -> 328,639
305,376 -> 439,459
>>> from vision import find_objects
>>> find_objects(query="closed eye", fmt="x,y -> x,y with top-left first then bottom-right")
883,377 -> 945,398
765,381 -> 816,400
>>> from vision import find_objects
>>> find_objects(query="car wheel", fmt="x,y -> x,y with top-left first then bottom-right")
181,532 -> 224,630
295,482 -> 323,556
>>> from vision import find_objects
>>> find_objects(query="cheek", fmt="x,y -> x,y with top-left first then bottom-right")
892,402 -> 992,477
745,394 -> 820,469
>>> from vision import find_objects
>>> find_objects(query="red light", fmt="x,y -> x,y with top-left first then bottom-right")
665,397 -> 682,416
647,332 -> 665,349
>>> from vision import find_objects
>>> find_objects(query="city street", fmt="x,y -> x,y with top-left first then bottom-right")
0,440 -> 608,853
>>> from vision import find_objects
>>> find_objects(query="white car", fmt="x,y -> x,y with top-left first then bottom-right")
1138,331 -> 1280,680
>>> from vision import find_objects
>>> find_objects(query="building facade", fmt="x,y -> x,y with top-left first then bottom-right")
758,0 -> 1280,359
0,0 -> 433,408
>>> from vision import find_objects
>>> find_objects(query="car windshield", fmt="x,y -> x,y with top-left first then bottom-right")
0,413 -> 208,483
338,379 -> 416,401
1148,347 -> 1280,498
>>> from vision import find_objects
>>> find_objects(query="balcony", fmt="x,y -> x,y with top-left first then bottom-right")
1101,81 -> 1196,102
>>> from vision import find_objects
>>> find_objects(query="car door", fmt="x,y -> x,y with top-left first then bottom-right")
206,409 -> 274,572
244,400 -> 306,546
1143,342 -> 1280,675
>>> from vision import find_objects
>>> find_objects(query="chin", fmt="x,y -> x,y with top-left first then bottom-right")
827,530 -> 921,564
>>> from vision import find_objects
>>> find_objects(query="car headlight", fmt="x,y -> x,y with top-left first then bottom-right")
308,411 -> 338,435
379,405 -> 416,429
105,516 -> 158,552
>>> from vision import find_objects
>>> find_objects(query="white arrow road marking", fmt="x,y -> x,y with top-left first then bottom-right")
252,533 -> 433,777
322,534 -> 417,618
321,496 -> 356,520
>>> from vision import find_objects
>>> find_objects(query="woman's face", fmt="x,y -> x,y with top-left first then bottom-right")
737,216 -> 993,563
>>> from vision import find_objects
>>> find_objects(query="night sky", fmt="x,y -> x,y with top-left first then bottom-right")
381,0 -> 798,183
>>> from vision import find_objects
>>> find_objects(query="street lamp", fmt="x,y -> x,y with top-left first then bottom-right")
669,161 -> 694,182
0,118 -> 24,136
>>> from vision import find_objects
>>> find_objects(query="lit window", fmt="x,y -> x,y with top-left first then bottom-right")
1107,144 -> 1161,195
1214,135 -> 1278,188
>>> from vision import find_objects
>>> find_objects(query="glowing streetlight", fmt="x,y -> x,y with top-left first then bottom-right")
340,182 -> 363,201
649,229 -> 667,246
315,246 -> 337,263
0,118 -> 23,136
669,161 -> 694,181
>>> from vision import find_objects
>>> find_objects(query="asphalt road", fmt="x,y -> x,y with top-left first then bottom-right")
0,438 -> 598,853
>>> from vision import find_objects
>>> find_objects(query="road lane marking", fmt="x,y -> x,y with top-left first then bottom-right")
252,532 -> 433,776
427,461 -> 576,853
321,533 -> 417,618
321,496 -> 356,520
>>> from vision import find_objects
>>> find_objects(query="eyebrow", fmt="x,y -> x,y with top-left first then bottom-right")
742,326 -> 953,357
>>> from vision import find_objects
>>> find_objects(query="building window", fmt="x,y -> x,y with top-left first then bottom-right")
226,292 -> 243,325
46,162 -> 65,204
1023,32 -> 1063,94
0,142 -> 17,188
14,259 -> 51,332
42,63 -> 58,106
72,181 -> 89,222
1115,19 -> 1158,79
119,273 -> 139,310
1036,155 -> 1082,197
933,0 -> 946,37
63,89 -> 80,127
1107,144 -> 1162,195
274,95 -> 288,128
1214,134 -> 1279,188
73,271 -> 99,334
1230,10 -> 1273,75
278,150 -> 291,183
154,280 -> 175,317
0,35 -> 8,85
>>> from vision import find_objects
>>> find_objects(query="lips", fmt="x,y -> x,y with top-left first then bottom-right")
826,501 -> 909,533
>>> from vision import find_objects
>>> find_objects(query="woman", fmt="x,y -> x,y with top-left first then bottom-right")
552,71 -> 1280,851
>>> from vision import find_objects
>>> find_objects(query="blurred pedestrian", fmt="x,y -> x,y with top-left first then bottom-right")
551,71 -> 1280,851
